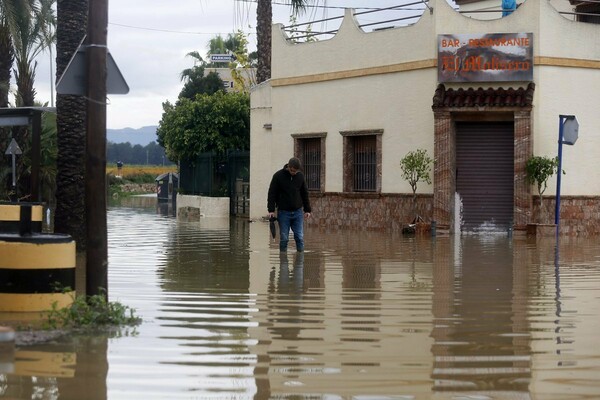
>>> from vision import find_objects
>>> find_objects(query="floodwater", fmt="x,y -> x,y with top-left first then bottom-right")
2,198 -> 600,400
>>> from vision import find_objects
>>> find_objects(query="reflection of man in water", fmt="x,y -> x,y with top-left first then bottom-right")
267,253 -> 305,342
275,252 -> 304,293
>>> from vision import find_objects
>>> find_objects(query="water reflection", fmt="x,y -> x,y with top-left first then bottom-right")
431,237 -> 531,396
0,336 -> 108,399
2,204 -> 600,399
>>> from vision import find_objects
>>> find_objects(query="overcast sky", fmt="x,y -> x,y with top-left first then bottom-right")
31,0 -> 443,129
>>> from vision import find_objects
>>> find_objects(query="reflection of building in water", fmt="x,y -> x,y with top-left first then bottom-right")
431,236 -> 531,398
1,337 -> 108,399
249,227 -> 436,397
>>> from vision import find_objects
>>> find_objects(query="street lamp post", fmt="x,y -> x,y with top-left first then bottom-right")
554,115 -> 579,237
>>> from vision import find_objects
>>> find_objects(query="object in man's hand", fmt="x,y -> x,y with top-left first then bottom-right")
269,216 -> 277,238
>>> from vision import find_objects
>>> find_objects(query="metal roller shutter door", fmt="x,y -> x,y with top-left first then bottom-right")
456,122 -> 514,233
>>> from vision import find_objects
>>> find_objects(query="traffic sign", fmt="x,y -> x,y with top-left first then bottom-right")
562,116 -> 579,145
5,138 -> 22,188
56,39 -> 129,95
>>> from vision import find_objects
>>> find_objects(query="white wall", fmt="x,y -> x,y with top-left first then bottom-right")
250,0 -> 600,219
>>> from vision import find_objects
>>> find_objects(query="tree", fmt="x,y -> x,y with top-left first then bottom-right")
179,50 -> 205,80
54,0 -> 88,251
12,0 -> 56,107
255,0 -> 320,83
179,51 -> 225,100
0,0 -> 24,107
228,30 -> 257,93
400,149 -> 432,222
156,91 -> 250,162
179,68 -> 225,100
526,155 -> 560,223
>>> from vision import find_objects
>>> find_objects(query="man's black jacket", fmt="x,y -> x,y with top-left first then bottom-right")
267,164 -> 312,213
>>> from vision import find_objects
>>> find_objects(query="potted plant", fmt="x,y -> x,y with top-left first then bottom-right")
525,155 -> 561,236
400,149 -> 432,233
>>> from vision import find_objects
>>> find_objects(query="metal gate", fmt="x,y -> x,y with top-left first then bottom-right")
228,151 -> 249,216
456,122 -> 514,233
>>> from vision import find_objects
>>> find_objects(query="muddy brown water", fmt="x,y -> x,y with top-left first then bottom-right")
1,199 -> 600,399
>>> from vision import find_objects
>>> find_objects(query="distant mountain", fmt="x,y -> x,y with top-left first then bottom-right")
107,126 -> 158,146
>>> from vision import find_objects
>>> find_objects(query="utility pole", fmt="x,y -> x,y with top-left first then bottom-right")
85,0 -> 109,298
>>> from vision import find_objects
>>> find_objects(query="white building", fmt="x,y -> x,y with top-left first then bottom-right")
250,0 -> 600,235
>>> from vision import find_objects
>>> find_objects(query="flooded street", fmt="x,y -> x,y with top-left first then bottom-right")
2,201 -> 600,399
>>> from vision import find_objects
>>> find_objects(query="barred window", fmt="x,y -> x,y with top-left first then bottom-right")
352,136 -> 377,192
341,129 -> 382,193
302,138 -> 321,191
293,133 -> 326,192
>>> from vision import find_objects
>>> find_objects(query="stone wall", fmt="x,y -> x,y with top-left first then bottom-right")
533,196 -> 600,236
306,193 -> 433,231
306,193 -> 600,235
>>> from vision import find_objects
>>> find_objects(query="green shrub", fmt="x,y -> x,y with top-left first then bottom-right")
44,289 -> 141,331
400,149 -> 433,222
526,155 -> 561,223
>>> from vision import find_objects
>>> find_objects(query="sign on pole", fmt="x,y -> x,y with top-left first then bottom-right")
56,37 -> 129,95
555,115 -> 579,234
5,138 -> 22,188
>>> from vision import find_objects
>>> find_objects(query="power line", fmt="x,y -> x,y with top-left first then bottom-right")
285,1 -> 428,29
109,22 -> 237,36
233,0 -> 415,11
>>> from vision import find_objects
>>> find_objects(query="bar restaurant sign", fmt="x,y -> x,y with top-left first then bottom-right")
438,33 -> 533,83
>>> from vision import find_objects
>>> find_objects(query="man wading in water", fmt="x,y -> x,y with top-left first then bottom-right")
267,157 -> 312,252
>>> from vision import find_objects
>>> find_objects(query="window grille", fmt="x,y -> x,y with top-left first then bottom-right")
353,136 -> 376,192
302,138 -> 321,191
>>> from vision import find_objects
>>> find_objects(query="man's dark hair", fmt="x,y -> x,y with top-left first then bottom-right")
288,157 -> 301,170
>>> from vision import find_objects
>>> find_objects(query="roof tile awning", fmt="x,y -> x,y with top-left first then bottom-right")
432,83 -> 535,109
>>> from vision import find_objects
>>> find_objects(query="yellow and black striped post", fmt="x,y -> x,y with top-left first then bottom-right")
0,202 -> 44,233
0,233 -> 75,312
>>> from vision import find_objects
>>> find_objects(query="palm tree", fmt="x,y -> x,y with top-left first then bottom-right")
0,0 -> 55,198
54,0 -> 88,250
11,0 -> 56,107
38,0 -> 56,106
0,0 -> 23,107
0,24 -> 15,108
255,0 -> 320,83
179,50 -> 205,82
203,33 -> 244,68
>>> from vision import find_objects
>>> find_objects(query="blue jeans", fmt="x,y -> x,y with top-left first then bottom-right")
277,208 -> 304,252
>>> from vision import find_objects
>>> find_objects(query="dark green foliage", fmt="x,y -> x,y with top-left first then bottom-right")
179,68 -> 225,100
156,91 -> 250,162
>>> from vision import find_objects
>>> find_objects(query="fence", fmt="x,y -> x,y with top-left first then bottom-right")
179,151 -> 249,216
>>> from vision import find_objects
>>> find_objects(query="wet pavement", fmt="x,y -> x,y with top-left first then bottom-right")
2,199 -> 600,399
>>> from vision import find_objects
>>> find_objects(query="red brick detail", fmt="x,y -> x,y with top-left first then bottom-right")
433,111 -> 455,230
432,84 -> 535,233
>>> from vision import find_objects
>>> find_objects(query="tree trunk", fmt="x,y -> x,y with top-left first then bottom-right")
256,0 -> 272,83
538,194 -> 544,224
0,23 -> 13,108
0,23 -> 13,196
55,0 -> 88,251
14,59 -> 36,107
